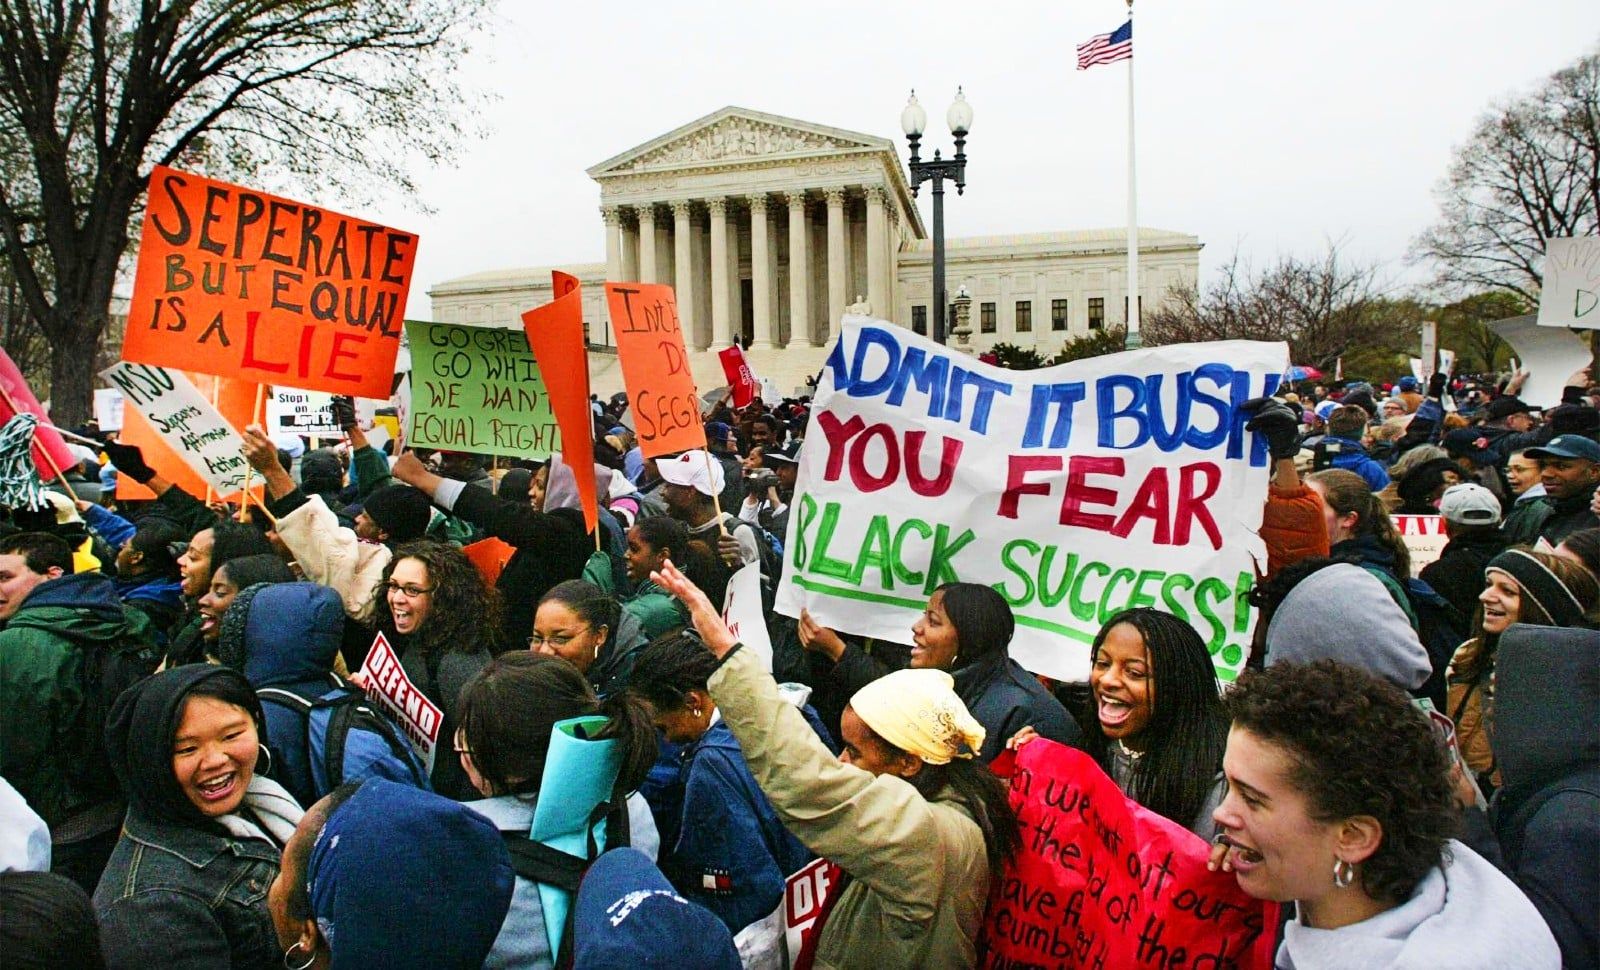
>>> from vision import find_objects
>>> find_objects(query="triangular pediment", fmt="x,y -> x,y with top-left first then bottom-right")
588,107 -> 893,178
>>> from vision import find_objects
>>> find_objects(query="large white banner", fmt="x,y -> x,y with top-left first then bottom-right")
101,362 -> 252,497
775,317 -> 1288,683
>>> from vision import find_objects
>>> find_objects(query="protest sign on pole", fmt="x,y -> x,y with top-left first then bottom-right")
403,320 -> 560,460
115,375 -> 260,501
523,272 -> 599,533
0,346 -> 78,478
1489,315 -> 1589,408
267,388 -> 341,436
1419,320 -> 1438,382
1394,514 -> 1448,577
1537,237 -> 1600,330
358,632 -> 442,774
981,741 -> 1278,969
102,362 -> 257,498
122,166 -> 417,398
718,344 -> 759,409
721,561 -> 774,672
605,282 -> 707,457
776,317 -> 1286,683
94,388 -> 126,431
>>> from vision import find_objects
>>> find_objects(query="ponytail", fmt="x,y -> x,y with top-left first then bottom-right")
1308,468 -> 1411,577
594,690 -> 659,796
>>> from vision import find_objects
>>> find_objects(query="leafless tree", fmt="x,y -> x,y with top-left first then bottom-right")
1143,245 -> 1414,371
1412,46 -> 1599,302
0,0 -> 487,424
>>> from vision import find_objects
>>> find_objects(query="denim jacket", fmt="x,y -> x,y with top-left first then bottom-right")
93,810 -> 283,970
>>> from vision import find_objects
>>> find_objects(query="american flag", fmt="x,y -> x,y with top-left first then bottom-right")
1077,20 -> 1132,70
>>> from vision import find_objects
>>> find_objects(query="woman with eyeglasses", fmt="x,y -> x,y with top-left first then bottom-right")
369,539 -> 498,799
529,580 -> 648,697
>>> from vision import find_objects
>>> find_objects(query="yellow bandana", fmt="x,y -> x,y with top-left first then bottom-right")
850,668 -> 986,765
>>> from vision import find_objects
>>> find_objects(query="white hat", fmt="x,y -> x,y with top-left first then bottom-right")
656,450 -> 725,497
1438,483 -> 1502,526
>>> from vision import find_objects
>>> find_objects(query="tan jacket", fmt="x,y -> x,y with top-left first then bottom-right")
709,646 -> 991,970
276,495 -> 392,623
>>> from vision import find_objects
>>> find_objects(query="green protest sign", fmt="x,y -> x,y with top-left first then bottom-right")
404,320 -> 561,459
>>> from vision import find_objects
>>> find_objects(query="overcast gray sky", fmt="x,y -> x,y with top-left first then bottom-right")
351,1 -> 1600,320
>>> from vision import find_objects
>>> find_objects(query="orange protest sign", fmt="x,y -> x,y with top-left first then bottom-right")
523,272 -> 598,533
122,166 -> 417,399
605,282 -> 705,458
462,536 -> 516,587
116,374 -> 262,502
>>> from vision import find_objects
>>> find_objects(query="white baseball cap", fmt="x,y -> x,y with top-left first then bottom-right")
1438,483 -> 1502,526
657,450 -> 725,497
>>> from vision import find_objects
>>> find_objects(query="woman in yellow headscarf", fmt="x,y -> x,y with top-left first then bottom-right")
650,560 -> 1020,970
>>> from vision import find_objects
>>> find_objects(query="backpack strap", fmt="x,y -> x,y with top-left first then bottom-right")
500,832 -> 588,891
257,686 -> 314,715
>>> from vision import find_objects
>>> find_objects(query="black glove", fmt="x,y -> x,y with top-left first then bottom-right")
102,440 -> 156,484
330,395 -> 357,431
1427,371 -> 1447,399
1242,397 -> 1302,461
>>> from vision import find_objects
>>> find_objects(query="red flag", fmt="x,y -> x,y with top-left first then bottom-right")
522,272 -> 598,534
717,345 -> 759,409
0,347 -> 79,478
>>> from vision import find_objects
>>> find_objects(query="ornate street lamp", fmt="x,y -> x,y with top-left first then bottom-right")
902,88 -> 971,345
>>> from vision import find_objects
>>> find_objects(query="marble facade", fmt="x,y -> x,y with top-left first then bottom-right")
429,106 -> 1202,396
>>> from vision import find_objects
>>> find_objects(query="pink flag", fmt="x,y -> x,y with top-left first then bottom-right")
0,347 -> 79,478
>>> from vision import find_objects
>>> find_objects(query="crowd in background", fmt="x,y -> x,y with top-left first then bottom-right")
0,357 -> 1596,969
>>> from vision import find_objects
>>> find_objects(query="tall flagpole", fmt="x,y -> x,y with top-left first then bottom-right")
1124,0 -> 1141,350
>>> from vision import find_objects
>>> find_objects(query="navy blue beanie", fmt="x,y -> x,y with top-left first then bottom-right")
309,779 -> 513,970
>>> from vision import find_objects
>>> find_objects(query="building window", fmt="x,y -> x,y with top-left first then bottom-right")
1015,300 -> 1032,333
1051,299 -> 1068,331
1088,297 -> 1105,330
1123,296 -> 1144,321
912,305 -> 927,335
981,302 -> 996,333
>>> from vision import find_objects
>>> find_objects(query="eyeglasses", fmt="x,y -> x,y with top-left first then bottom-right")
384,582 -> 435,598
529,628 -> 593,649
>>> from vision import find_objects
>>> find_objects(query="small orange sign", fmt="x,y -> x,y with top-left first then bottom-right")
605,282 -> 706,458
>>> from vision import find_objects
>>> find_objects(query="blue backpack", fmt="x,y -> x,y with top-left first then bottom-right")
258,679 -> 431,801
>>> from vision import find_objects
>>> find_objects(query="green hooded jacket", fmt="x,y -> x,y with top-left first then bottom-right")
0,572 -> 156,831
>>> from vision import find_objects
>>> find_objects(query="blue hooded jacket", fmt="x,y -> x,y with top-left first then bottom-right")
217,582 -> 346,805
665,706 -> 834,934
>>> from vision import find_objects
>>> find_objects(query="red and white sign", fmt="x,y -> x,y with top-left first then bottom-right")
1394,514 -> 1448,577
357,632 -> 442,772
718,344 -> 759,409
783,857 -> 844,970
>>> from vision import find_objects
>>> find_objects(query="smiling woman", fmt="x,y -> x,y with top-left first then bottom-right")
94,665 -> 304,970
1447,548 -> 1598,794
1213,660 -> 1560,968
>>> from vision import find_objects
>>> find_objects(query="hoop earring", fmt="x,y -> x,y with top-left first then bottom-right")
257,743 -> 273,777
284,941 -> 316,970
1332,858 -> 1355,889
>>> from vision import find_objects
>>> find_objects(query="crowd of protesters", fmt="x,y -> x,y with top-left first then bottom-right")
0,357 -> 1596,970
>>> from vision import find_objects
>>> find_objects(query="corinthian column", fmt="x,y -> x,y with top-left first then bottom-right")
865,185 -> 889,319
638,205 -> 658,283
602,205 -> 623,283
749,194 -> 774,349
707,197 -> 733,349
824,187 -> 848,342
671,201 -> 703,350
786,192 -> 814,347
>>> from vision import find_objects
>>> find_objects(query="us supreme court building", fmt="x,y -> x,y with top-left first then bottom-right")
429,107 -> 1202,395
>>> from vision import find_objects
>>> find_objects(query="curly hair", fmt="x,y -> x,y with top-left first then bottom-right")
1224,660 -> 1456,905
374,540 -> 501,658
